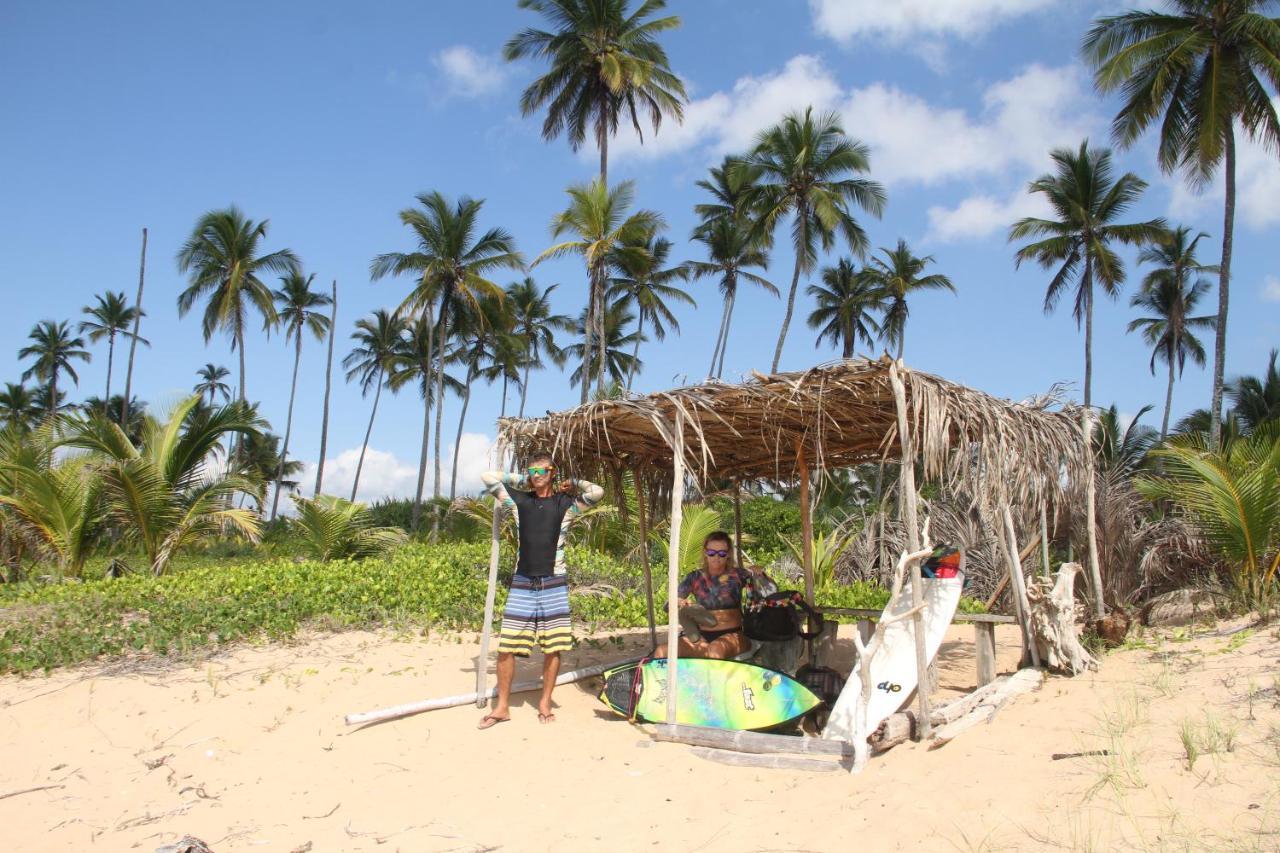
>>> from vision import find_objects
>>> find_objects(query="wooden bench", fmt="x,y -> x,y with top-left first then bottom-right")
815,606 -> 1017,687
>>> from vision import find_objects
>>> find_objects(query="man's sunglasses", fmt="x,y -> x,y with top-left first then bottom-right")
704,548 -> 730,558
527,466 -> 554,477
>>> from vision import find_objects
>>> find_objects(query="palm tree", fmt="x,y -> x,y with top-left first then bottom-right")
388,314 -> 464,529
1127,226 -> 1217,439
240,430 -> 305,513
858,241 -> 953,359
563,300 -> 642,391
175,206 -> 300,406
194,363 -> 232,405
269,272 -> 332,520
1010,141 -> 1167,411
806,258 -> 884,359
739,107 -> 887,373
506,277 -> 572,417
504,0 -> 687,185
1228,350 -> 1280,432
79,395 -> 147,445
314,280 -> 338,497
0,383 -> 40,432
370,191 -> 523,501
1093,403 -> 1160,475
693,156 -> 763,239
607,234 -> 693,389
18,320 -> 91,419
60,396 -> 265,575
78,291 -> 147,411
446,298 -> 512,499
289,495 -> 407,561
0,430 -> 100,577
1084,2 -> 1280,449
342,310 -> 407,503
537,178 -> 662,400
30,384 -> 68,419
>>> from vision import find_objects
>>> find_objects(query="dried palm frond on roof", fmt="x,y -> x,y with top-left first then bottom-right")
499,358 -> 1086,512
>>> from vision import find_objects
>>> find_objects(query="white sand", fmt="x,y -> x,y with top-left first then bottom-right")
2,620 -> 1277,851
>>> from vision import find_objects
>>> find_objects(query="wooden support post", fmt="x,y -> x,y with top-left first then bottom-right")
1040,499 -> 1051,579
974,622 -> 997,686
475,444 -> 506,707
634,470 -> 657,649
665,412 -> 686,726
732,481 -> 745,570
889,362 -> 931,740
796,443 -> 815,606
1001,501 -> 1041,669
857,619 -> 874,646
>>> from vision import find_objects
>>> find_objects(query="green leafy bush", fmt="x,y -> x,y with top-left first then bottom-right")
708,495 -> 801,557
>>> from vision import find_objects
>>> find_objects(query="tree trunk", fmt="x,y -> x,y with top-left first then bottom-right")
104,333 -> 115,410
1083,254 -> 1093,410
450,370 -> 474,500
314,279 -> 337,496
595,266 -> 607,399
434,298 -> 450,500
771,208 -> 806,374
1080,253 -> 1104,619
351,369 -> 383,502
581,273 -> 594,405
411,299 -> 434,532
1161,355 -> 1175,442
718,290 -> 737,379
627,311 -> 644,391
1210,125 -> 1235,450
122,227 -> 146,429
519,344 -> 532,418
237,324 -> 247,405
270,331 -> 302,521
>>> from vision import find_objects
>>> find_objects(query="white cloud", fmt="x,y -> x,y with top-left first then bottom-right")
1264,275 -> 1280,303
809,0 -> 1055,42
1165,97 -> 1280,231
432,45 -> 507,98
609,58 -> 1100,193
926,187 -> 1052,242
299,433 -> 496,505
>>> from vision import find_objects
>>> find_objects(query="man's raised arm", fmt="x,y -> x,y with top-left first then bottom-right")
481,470 -> 526,510
567,478 -> 604,515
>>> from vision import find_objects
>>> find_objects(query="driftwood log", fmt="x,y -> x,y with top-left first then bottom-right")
870,668 -> 1046,753
1026,562 -> 1097,675
645,724 -> 853,758
687,746 -> 842,773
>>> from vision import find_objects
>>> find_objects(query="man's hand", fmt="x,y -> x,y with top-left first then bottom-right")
557,480 -> 576,495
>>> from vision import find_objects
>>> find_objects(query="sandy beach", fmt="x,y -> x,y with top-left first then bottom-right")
2,620 -> 1277,852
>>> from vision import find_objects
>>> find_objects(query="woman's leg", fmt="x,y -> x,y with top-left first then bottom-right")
654,636 -> 710,658
704,631 -> 749,660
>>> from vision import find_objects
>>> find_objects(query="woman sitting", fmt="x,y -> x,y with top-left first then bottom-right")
654,531 -> 764,660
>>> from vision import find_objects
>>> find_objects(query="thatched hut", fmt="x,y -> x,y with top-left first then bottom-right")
477,358 -> 1093,739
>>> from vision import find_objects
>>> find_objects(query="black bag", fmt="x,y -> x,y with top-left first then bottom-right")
795,663 -> 846,708
743,591 -> 823,642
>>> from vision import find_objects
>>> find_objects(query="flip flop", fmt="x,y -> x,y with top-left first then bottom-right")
477,714 -> 510,730
537,712 -> 556,724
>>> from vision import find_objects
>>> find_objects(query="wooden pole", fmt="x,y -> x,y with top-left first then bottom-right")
1000,501 -> 1041,668
889,362 -> 930,739
732,481 -> 745,569
797,444 -> 815,605
634,469 -> 657,649
1039,498 -> 1051,579
475,444 -> 506,707
665,412 -> 686,726
121,227 -> 146,428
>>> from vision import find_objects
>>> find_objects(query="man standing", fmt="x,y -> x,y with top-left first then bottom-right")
477,454 -> 603,729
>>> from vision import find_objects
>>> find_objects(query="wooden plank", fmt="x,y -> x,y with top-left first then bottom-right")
646,724 -> 853,758
974,622 -> 997,687
687,746 -> 842,773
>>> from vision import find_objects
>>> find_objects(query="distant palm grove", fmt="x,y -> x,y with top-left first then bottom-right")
2,0 -> 1278,617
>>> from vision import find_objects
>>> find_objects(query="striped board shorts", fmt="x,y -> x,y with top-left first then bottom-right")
498,575 -> 575,657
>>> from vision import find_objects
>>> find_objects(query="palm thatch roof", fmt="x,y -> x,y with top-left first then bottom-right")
498,358 -> 1085,508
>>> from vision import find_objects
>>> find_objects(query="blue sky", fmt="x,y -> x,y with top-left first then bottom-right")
2,0 -> 1277,502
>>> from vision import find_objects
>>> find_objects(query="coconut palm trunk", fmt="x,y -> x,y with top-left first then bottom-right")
627,311 -> 644,391
1210,129 -> 1235,449
771,210 -> 807,374
104,332 -> 116,407
122,227 -> 146,428
596,270 -> 608,398
351,368 -> 383,502
717,291 -> 738,379
581,270 -> 596,405
709,298 -> 730,379
434,298 -> 450,499
450,369 -> 475,500
519,346 -> 532,418
411,301 -> 434,532
314,280 -> 337,496
1161,355 -> 1175,442
270,332 -> 303,521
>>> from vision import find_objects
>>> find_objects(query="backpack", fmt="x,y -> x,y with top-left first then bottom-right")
742,590 -> 824,642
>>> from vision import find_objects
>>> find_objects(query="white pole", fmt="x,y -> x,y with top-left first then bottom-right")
475,443 -> 507,707
665,411 -> 686,726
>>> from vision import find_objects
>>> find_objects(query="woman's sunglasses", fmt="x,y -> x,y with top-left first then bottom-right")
704,548 -> 730,558
527,466 -> 553,477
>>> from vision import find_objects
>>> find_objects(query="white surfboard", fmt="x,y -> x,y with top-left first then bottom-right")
821,574 -> 964,745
